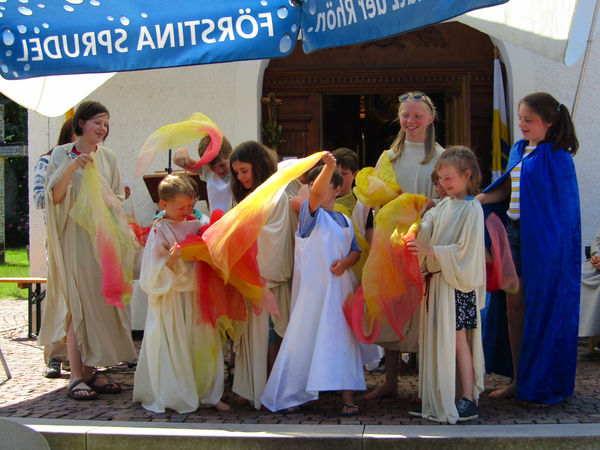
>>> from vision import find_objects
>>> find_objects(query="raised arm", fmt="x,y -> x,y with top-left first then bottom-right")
308,152 -> 336,214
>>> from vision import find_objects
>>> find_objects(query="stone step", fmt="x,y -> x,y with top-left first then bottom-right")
4,418 -> 600,450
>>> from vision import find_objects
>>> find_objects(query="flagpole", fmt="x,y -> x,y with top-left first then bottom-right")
572,0 -> 600,118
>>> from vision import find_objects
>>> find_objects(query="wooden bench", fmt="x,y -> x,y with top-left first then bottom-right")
0,277 -> 47,339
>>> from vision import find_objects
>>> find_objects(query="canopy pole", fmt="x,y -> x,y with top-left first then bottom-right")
572,0 -> 600,118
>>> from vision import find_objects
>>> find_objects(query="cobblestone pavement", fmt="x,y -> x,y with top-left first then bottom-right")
1,298 -> 599,426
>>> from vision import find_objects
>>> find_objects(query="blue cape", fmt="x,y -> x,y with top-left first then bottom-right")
483,139 -> 581,404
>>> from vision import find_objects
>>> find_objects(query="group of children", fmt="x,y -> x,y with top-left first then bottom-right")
130,90 -> 581,424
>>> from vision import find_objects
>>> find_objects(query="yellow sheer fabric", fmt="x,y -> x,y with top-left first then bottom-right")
135,113 -> 223,177
69,160 -> 136,308
179,152 -> 325,337
353,152 -> 402,208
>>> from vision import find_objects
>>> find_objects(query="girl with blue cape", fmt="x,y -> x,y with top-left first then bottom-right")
477,92 -> 580,404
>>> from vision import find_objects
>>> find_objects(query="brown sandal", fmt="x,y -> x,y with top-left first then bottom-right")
67,379 -> 98,401
86,372 -> 122,394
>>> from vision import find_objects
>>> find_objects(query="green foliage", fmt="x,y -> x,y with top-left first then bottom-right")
0,247 -> 29,299
1,93 -> 27,143
2,96 -> 29,247
261,120 -> 285,149
5,156 -> 29,247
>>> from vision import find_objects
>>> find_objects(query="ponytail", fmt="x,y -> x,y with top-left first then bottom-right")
551,104 -> 579,155
521,92 -> 579,155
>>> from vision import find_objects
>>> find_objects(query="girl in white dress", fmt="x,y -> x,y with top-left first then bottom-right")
407,146 -> 486,423
262,152 -> 365,416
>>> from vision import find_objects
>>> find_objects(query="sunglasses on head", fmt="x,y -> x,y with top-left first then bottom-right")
399,93 -> 427,102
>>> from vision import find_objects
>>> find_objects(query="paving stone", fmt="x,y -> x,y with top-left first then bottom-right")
2,299 -> 600,428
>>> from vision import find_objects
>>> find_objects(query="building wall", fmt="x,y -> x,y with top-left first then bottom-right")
28,60 -> 267,276
28,37 -> 600,276
499,38 -> 600,255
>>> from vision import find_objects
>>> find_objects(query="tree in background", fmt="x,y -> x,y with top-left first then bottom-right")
1,93 -> 28,248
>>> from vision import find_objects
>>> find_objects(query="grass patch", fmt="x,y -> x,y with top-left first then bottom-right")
0,247 -> 29,299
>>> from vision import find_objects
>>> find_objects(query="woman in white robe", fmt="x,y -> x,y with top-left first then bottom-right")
40,101 -> 136,400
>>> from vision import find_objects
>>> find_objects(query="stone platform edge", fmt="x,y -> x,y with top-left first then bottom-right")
4,417 -> 600,450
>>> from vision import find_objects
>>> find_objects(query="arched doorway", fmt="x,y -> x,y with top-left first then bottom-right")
262,22 -> 497,184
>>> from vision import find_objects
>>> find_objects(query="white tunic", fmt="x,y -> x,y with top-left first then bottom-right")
133,217 -> 225,413
417,197 -> 486,424
232,193 -> 293,409
206,171 -> 233,214
261,207 -> 366,411
40,144 -> 136,367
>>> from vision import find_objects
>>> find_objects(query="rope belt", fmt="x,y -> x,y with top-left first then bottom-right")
423,271 -> 441,311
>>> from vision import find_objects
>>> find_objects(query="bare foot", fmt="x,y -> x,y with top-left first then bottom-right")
235,395 -> 249,406
215,400 -> 231,411
489,382 -> 516,399
283,406 -> 303,414
363,383 -> 397,400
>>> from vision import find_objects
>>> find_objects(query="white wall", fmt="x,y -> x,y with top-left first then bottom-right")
499,37 -> 600,254
28,37 -> 600,276
28,60 -> 267,277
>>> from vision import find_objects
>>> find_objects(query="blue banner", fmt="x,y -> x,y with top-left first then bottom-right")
0,1 -> 301,79
0,0 -> 507,80
301,0 -> 508,53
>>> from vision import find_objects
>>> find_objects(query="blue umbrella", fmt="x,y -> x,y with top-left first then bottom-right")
0,0 -> 506,80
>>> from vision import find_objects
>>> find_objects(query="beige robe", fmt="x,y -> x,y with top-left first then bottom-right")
375,143 -> 444,351
579,228 -> 600,337
133,218 -> 224,413
416,197 -> 486,424
38,144 -> 136,367
233,193 -> 294,409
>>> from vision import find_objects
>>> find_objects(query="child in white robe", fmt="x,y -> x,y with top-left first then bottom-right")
174,135 -> 234,214
261,152 -> 366,416
407,146 -> 486,424
133,174 -> 230,413
229,141 -> 294,409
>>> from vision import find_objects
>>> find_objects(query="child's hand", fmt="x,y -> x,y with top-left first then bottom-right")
166,243 -> 182,270
406,239 -> 434,257
173,147 -> 197,169
321,151 -> 337,169
591,255 -> 600,270
330,259 -> 346,276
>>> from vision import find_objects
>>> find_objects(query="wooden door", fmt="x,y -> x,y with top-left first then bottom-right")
445,74 -> 471,147
262,22 -> 495,184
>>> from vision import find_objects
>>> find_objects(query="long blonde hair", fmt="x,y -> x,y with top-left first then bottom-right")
389,92 -> 437,165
